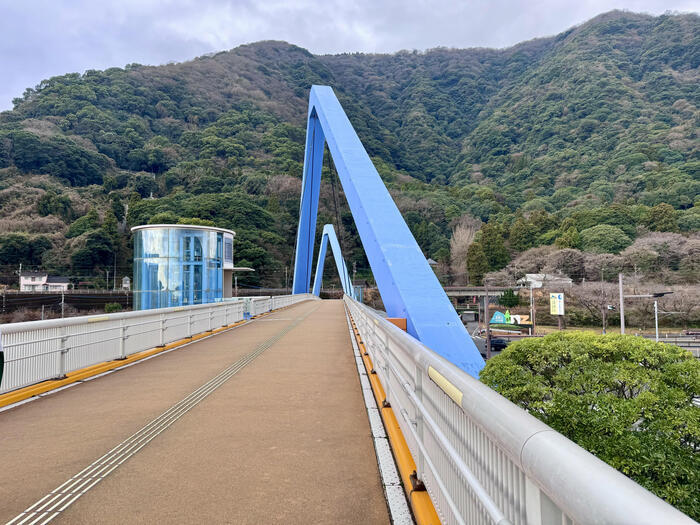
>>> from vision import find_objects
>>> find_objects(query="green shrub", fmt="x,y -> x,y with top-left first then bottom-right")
481,332 -> 700,520
104,303 -> 123,313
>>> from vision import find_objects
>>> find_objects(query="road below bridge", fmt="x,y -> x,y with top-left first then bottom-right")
0,300 -> 390,524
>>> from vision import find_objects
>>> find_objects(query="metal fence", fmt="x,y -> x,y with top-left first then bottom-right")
0,294 -> 315,395
344,296 -> 694,525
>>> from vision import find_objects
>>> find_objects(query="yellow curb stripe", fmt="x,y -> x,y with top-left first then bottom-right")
350,319 -> 441,525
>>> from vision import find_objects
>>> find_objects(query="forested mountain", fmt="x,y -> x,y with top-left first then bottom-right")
0,10 -> 697,288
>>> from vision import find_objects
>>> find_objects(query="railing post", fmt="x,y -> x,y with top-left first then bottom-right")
188,312 -> 193,338
119,319 -> 127,359
414,362 -> 425,478
380,328 -> 391,404
58,326 -> 68,379
159,314 -> 165,347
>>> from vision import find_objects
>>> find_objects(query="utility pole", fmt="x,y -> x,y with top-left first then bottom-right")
530,284 -> 536,336
619,273 -> 625,335
484,282 -> 491,359
285,266 -> 288,294
623,291 -> 673,340
61,291 -> 65,318
105,269 -> 110,291
654,301 -> 659,342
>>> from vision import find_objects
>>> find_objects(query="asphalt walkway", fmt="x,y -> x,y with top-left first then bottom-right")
0,300 -> 389,524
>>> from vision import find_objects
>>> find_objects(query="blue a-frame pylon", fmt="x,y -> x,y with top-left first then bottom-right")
312,224 -> 355,299
292,85 -> 485,377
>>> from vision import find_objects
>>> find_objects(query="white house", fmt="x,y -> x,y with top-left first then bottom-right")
19,272 -> 71,292
517,273 -> 573,289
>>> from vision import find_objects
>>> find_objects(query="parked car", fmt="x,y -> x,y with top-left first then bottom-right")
471,335 -> 510,357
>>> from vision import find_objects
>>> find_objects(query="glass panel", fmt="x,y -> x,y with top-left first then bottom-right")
194,265 -> 202,303
194,237 -> 202,262
141,229 -> 168,258
183,264 -> 191,305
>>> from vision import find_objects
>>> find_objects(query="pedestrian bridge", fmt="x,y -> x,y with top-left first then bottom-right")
0,295 -> 693,525
0,86 -> 695,524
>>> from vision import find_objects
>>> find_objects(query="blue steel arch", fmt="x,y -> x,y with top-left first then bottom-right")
292,86 -> 484,377
312,224 -> 355,298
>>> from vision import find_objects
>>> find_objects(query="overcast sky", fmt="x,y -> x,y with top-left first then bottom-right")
1,0 -> 698,111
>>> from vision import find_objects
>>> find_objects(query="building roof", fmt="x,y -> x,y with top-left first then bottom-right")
521,273 -> 572,281
131,224 -> 236,236
517,273 -> 573,287
20,271 -> 47,278
46,276 -> 70,284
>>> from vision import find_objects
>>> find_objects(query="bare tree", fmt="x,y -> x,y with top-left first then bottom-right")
449,214 -> 481,285
659,287 -> 700,329
568,281 -> 619,333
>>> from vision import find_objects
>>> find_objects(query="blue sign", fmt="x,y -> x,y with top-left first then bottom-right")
490,312 -> 507,324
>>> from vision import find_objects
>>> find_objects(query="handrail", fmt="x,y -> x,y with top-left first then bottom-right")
344,295 -> 695,525
0,294 -> 317,395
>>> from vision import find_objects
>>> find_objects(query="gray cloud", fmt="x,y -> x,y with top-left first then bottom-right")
1,0 -> 697,110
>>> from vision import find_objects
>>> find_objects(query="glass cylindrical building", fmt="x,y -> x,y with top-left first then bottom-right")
131,224 -> 235,310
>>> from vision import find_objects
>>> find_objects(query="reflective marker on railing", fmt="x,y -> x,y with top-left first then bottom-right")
427,366 -> 463,407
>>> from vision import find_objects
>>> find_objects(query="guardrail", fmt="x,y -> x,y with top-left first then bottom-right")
344,296 -> 694,525
0,294 -> 316,395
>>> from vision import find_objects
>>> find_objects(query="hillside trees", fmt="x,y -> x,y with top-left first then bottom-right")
0,234 -> 52,266
0,11 -> 697,287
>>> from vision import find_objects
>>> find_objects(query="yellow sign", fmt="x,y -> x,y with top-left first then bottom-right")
550,293 -> 565,315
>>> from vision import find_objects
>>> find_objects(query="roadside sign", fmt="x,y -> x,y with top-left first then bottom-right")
490,311 -> 507,324
550,293 -> 565,315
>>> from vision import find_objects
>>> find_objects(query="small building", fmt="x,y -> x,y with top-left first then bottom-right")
19,272 -> 71,292
517,273 -> 573,289
131,224 -> 236,310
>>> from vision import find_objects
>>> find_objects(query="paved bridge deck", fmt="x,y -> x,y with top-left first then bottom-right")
0,300 -> 390,524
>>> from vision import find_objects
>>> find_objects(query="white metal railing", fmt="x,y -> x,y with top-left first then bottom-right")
344,296 -> 695,525
0,294 -> 316,395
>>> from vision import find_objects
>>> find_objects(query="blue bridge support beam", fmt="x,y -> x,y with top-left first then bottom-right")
292,85 -> 484,377
312,224 -> 355,298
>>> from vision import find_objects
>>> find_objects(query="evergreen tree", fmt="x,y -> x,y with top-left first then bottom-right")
555,227 -> 582,249
480,224 -> 510,270
498,288 -> 520,307
102,209 -> 119,246
509,218 -> 536,252
466,242 -> 488,285
647,203 -> 680,232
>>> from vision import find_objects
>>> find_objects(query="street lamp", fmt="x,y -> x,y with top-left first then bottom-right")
619,276 -> 673,341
